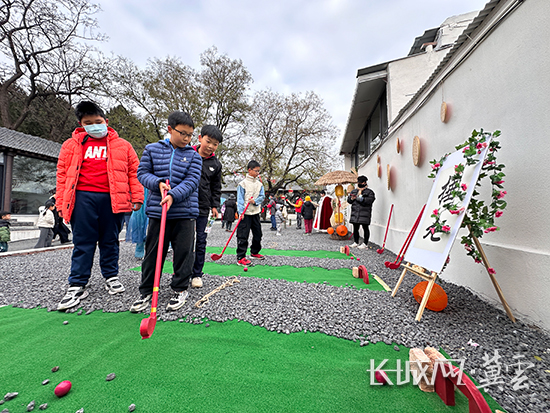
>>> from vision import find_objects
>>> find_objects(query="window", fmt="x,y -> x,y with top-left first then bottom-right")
11,155 -> 57,214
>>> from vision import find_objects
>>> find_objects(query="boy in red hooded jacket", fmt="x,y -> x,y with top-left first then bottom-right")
55,101 -> 143,311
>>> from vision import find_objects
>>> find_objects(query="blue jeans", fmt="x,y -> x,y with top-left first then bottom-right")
192,215 -> 208,278
69,191 -> 124,286
270,215 -> 277,229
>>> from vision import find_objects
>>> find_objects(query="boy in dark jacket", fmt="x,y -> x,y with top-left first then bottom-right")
130,111 -> 202,312
347,175 -> 375,249
0,211 -> 11,252
191,125 -> 223,288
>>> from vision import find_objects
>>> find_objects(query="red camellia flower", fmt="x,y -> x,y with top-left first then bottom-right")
488,267 -> 496,275
442,225 -> 451,233
461,183 -> 468,191
495,211 -> 503,218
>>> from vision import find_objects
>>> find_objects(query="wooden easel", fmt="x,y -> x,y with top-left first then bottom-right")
392,263 -> 438,321
391,228 -> 516,323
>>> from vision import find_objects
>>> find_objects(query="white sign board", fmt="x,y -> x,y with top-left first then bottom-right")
404,141 -> 492,273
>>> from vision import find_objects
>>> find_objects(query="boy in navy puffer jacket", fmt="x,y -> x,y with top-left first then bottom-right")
130,111 -> 203,313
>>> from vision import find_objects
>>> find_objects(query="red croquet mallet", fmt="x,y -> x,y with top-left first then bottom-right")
211,199 -> 252,261
140,180 -> 169,339
385,204 -> 426,269
377,204 -> 394,254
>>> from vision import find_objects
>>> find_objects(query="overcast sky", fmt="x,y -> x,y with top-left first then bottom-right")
94,0 -> 489,143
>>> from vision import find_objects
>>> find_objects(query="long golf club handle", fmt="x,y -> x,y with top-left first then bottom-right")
151,180 -> 169,313
381,204 -> 394,246
219,200 -> 251,256
397,204 -> 426,261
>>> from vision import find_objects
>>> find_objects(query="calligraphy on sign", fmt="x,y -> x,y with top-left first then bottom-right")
404,140 -> 492,273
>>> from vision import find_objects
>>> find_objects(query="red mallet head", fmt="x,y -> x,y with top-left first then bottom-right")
54,380 -> 72,397
243,266 -> 248,272
375,370 -> 389,385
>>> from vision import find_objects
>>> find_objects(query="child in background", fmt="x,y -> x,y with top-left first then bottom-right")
0,210 -> 11,252
130,111 -> 202,313
301,195 -> 317,235
236,160 -> 265,266
275,204 -> 285,236
35,200 -> 56,248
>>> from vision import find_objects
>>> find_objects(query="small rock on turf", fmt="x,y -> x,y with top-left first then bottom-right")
27,400 -> 35,411
41,380 -> 49,385
39,404 -> 48,410
128,404 -> 136,412
51,366 -> 59,372
105,373 -> 116,381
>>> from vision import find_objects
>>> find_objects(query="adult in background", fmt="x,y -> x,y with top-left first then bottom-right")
223,194 -> 237,231
347,175 -> 375,249
287,192 -> 303,230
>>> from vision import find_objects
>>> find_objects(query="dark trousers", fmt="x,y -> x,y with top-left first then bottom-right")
296,212 -> 303,229
353,223 -> 370,244
35,227 -> 53,248
192,215 -> 208,278
140,218 -> 195,296
236,214 -> 262,260
69,191 -> 124,286
226,221 -> 233,231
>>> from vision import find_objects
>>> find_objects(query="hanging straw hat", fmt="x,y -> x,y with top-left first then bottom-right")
314,170 -> 358,186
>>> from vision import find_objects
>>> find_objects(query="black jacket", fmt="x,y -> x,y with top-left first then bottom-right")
301,201 -> 316,220
196,148 -> 222,216
223,198 -> 237,223
347,188 -> 375,225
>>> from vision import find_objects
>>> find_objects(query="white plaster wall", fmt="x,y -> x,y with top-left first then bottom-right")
387,50 -> 446,123
355,0 -> 550,330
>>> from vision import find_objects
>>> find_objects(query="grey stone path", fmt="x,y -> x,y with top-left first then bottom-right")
1,222 -> 549,412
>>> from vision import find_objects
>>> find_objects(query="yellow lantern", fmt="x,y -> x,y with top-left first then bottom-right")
334,212 -> 344,224
335,184 -> 344,197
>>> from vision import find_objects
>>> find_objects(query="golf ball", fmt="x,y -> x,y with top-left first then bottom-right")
244,266 -> 248,272
54,380 -> 72,397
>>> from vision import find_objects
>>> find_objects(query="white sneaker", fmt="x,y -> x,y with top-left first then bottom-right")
349,242 -> 358,248
129,294 -> 152,313
191,277 -> 203,288
166,290 -> 189,311
358,243 -> 368,249
57,286 -> 89,311
105,277 -> 125,295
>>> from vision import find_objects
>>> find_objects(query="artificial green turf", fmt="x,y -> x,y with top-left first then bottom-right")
130,262 -> 385,291
206,246 -> 349,260
0,306 -> 503,412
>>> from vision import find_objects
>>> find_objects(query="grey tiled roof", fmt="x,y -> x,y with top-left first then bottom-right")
0,127 -> 62,160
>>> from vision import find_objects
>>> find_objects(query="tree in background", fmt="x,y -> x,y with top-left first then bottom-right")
242,89 -> 340,192
0,0 -> 107,131
106,105 -> 157,157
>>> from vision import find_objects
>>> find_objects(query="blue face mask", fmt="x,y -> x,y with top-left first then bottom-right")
84,123 -> 108,139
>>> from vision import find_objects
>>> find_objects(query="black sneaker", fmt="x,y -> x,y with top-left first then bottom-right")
57,286 -> 89,311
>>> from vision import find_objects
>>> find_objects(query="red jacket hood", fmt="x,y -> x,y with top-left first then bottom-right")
193,144 -> 215,159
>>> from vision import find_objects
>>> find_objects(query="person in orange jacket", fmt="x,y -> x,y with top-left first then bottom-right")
55,101 -> 144,311
287,192 -> 304,230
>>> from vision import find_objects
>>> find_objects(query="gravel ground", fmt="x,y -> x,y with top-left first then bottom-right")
1,222 -> 549,412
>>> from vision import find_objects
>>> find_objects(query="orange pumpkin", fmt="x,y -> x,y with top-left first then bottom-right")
336,225 -> 348,237
327,227 -> 335,235
412,281 -> 448,312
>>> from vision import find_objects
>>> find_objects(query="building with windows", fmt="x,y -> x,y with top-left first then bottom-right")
340,0 -> 550,330
0,127 -> 61,215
